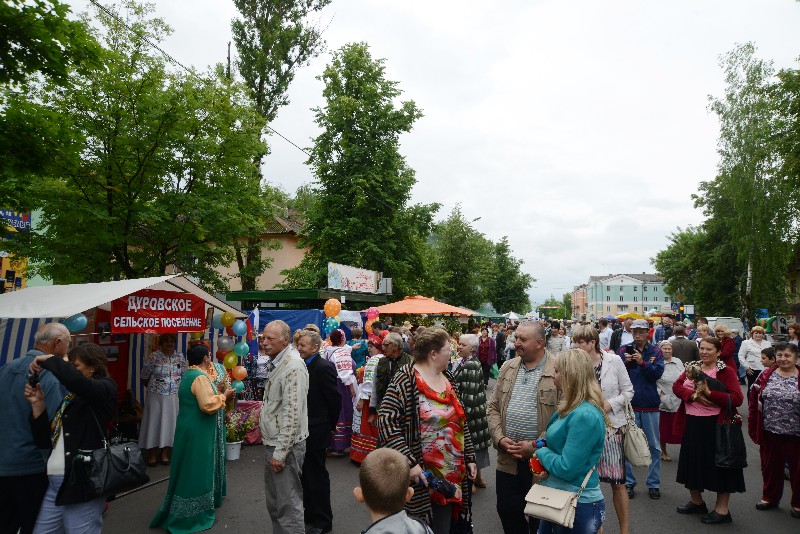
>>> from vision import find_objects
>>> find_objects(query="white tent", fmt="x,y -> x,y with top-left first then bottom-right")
0,274 -> 245,319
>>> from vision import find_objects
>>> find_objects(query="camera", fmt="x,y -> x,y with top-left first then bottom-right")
625,345 -> 636,355
423,471 -> 458,499
27,371 -> 39,388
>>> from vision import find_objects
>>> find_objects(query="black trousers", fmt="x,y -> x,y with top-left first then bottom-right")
0,472 -> 48,534
482,363 -> 492,386
300,447 -> 333,531
496,460 -> 540,534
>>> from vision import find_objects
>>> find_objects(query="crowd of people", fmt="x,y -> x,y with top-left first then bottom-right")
0,315 -> 798,534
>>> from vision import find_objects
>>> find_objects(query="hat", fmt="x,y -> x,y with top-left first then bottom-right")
631,319 -> 649,330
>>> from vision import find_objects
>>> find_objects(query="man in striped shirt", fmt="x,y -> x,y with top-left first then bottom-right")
487,321 -> 559,534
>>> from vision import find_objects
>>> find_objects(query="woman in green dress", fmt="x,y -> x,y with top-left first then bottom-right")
151,344 -> 235,533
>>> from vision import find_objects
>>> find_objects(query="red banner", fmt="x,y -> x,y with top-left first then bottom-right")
111,289 -> 205,333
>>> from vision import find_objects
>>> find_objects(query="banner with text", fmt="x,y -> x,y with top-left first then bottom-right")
327,262 -> 380,293
111,289 -> 205,333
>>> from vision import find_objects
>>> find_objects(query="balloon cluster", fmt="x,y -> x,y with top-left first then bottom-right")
211,311 -> 250,388
364,307 -> 380,334
323,298 -> 342,336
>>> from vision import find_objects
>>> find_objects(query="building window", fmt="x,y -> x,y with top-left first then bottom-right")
620,297 -> 624,302
643,286 -> 648,291
665,297 -> 669,302
644,296 -> 648,301
634,286 -> 637,291
633,296 -> 637,302
606,286 -> 610,291
634,307 -> 638,311
619,305 -> 628,312
606,296 -> 610,301
607,306 -> 611,312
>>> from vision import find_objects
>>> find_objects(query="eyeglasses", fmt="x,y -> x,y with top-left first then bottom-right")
381,342 -> 395,347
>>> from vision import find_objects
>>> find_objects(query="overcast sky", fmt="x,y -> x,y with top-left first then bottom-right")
68,0 -> 800,307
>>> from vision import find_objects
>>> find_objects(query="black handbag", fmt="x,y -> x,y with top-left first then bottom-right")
74,407 -> 150,499
449,479 -> 473,534
715,394 -> 747,469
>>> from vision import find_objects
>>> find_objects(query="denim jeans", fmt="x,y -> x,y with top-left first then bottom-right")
537,500 -> 605,534
625,410 -> 661,489
34,475 -> 105,534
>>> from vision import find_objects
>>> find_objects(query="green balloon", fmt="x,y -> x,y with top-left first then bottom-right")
234,341 -> 250,357
232,380 -> 245,393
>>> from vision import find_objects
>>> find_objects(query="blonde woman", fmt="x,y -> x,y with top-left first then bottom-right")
738,326 -> 771,389
530,349 -> 609,534
713,324 -> 737,370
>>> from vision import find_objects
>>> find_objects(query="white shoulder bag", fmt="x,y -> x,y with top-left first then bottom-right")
524,467 -> 595,528
623,398 -> 651,467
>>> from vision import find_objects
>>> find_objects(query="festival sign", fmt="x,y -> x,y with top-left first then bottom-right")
0,210 -> 31,231
327,262 -> 380,293
111,289 -> 205,333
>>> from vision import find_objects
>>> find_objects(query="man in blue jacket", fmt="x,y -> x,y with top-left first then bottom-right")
0,323 -> 70,534
619,319 -> 664,500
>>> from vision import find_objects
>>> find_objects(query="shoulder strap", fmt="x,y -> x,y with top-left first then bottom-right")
575,466 -> 596,498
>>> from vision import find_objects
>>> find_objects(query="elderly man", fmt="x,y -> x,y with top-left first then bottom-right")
598,318 -> 613,351
610,317 -> 634,353
619,319 -> 665,500
0,323 -> 70,534
369,332 -> 411,421
296,329 -> 340,534
669,325 -> 699,362
259,320 -> 310,534
487,321 -> 558,534
654,317 -> 673,344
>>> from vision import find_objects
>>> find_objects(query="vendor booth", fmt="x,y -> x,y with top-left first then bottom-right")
0,274 -> 246,407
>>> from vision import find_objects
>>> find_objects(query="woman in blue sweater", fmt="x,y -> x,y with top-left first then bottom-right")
531,349 -> 610,534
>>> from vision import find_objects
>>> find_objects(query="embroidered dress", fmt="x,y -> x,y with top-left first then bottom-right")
415,372 -> 466,506
139,350 -> 185,449
151,367 -> 227,533
331,346 -> 356,452
351,353 -> 384,463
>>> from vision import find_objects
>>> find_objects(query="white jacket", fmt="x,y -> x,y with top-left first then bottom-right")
738,338 -> 771,371
598,351 -> 634,429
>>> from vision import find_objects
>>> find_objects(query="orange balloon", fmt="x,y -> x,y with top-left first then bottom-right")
232,365 -> 247,381
323,298 -> 342,318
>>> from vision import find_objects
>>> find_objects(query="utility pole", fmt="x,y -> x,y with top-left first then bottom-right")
226,41 -> 231,80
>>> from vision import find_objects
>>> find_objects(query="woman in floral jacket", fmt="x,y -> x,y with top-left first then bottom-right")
452,333 -> 491,488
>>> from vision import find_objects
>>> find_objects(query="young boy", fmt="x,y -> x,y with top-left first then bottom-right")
760,346 -> 777,368
354,448 -> 433,534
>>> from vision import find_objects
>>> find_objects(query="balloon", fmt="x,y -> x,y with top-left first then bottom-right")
366,307 -> 380,319
212,312 -> 224,330
324,317 -> 338,332
216,349 -> 227,361
189,331 -> 204,340
324,298 -> 342,318
234,341 -> 250,357
333,316 -> 340,326
223,352 -> 238,369
365,322 -> 373,334
231,380 -> 245,393
221,311 -> 236,327
63,313 -> 87,333
231,319 -> 247,337
218,336 -> 235,352
232,365 -> 247,381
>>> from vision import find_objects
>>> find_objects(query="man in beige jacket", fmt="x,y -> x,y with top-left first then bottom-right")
487,321 -> 559,534
260,320 -> 309,534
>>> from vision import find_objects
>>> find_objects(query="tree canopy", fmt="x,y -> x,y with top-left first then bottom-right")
3,1 -> 267,290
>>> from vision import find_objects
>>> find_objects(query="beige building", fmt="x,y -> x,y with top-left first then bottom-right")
219,212 -> 308,291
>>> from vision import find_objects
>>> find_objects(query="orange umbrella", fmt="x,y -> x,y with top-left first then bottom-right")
376,296 -> 475,316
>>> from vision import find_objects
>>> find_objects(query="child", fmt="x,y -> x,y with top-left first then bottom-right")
760,346 -> 776,368
354,448 -> 433,534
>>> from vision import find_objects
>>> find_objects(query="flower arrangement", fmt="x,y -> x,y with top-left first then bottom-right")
225,411 -> 256,443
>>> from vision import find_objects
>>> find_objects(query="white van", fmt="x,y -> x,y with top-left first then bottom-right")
704,317 -> 744,334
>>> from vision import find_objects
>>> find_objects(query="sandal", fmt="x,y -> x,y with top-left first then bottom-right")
661,453 -> 672,462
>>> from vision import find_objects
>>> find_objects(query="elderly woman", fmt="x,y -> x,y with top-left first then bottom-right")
572,325 -> 633,534
452,333 -> 491,489
748,342 -> 800,518
380,327 -> 477,534
713,324 -> 738,371
25,344 -> 117,533
351,339 -> 384,464
657,340 -> 684,462
530,349 -> 609,534
139,333 -> 185,466
789,323 -> 800,347
328,329 -> 357,456
673,337 -> 745,524
694,324 -> 711,346
151,344 -> 235,532
739,326 -> 772,389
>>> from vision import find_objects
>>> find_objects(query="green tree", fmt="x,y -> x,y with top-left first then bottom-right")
230,0 -> 330,289
488,236 -> 534,313
696,43 -> 794,325
562,292 -> 573,320
0,0 -> 101,85
282,42 -> 438,298
540,295 -> 565,320
424,205 -> 494,310
4,1 -> 267,290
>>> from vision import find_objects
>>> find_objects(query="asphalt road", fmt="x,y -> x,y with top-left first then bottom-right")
104,381 -> 799,534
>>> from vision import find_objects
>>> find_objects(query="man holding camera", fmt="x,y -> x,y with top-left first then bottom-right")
618,319 -> 665,500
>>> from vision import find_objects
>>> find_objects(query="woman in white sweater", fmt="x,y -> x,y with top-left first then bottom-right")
572,324 -> 635,534
738,326 -> 771,389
